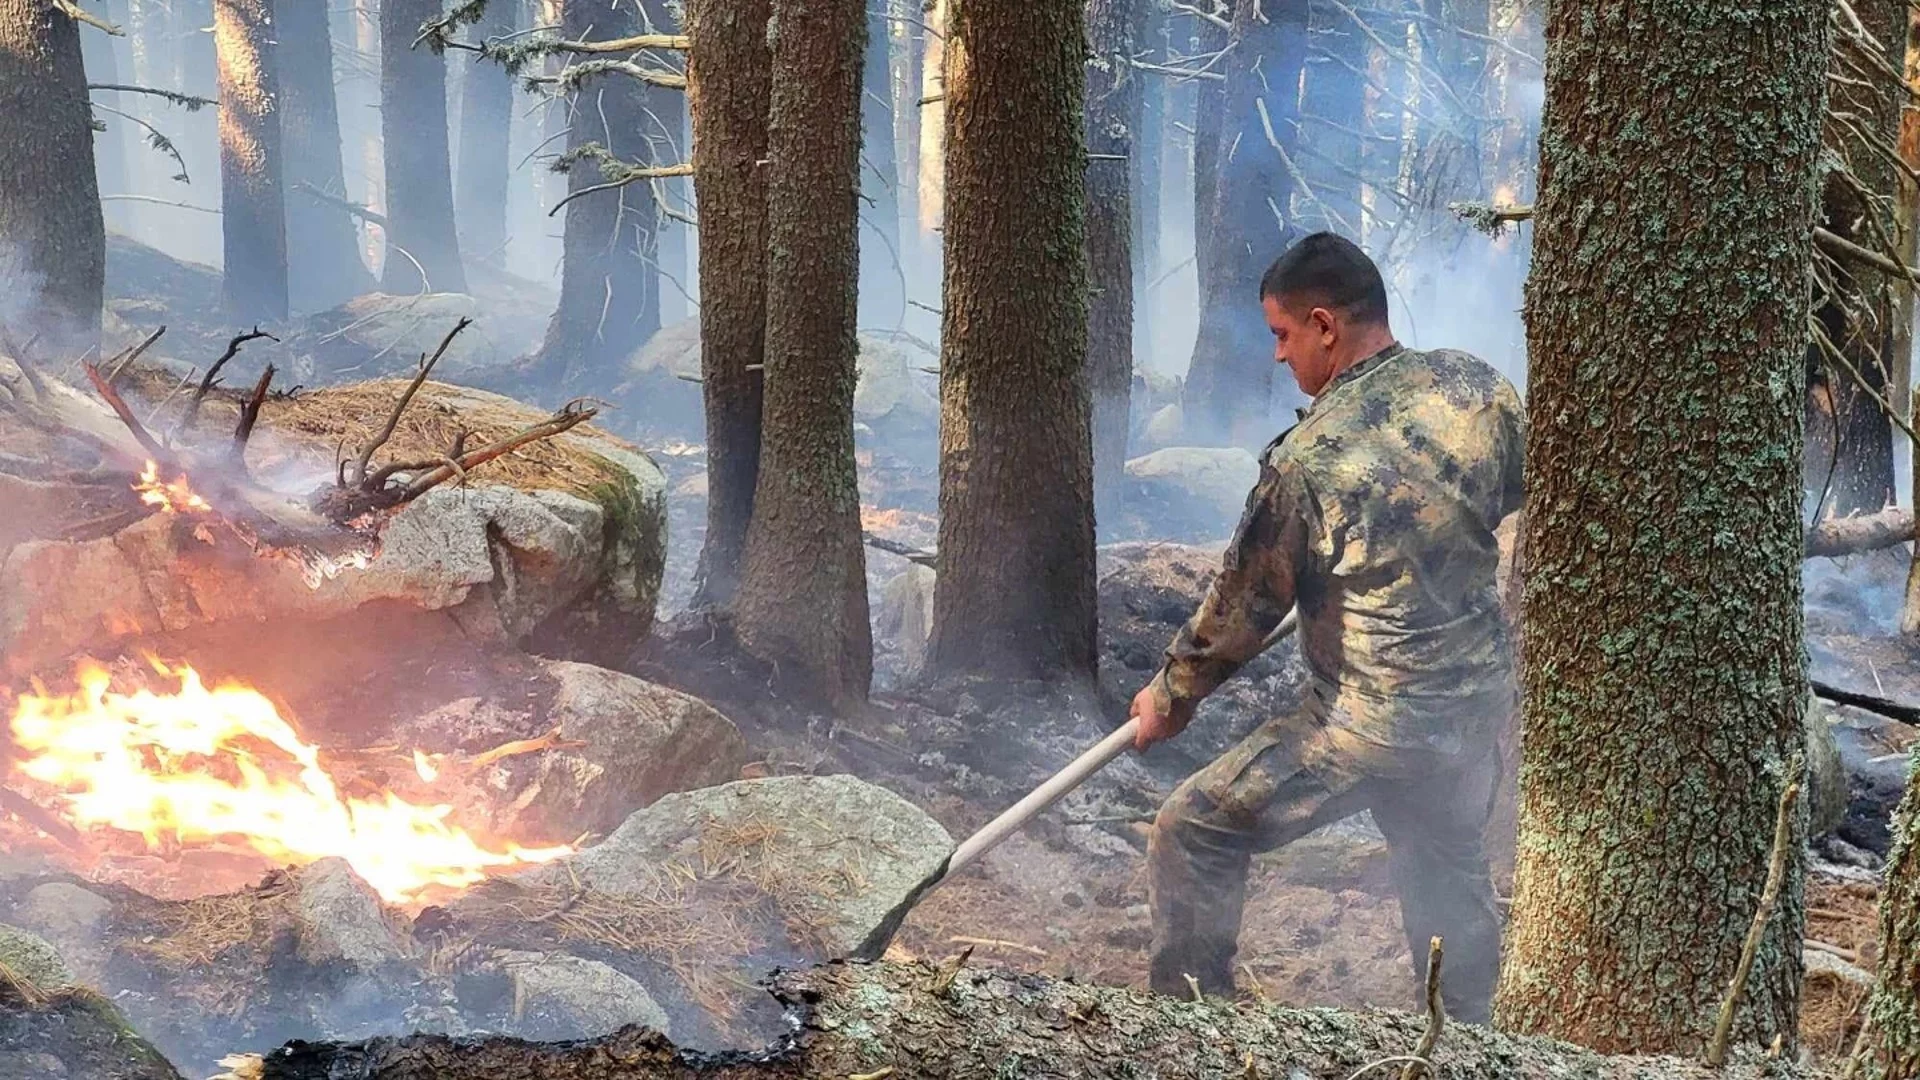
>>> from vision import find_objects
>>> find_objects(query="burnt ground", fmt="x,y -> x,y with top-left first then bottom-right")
617,437 -> 1917,1068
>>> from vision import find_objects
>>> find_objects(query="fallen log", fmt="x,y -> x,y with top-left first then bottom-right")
1805,506 -> 1914,558
258,960 -> 1806,1080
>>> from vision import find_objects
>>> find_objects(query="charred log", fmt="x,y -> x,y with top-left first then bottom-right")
260,960 -> 1810,1080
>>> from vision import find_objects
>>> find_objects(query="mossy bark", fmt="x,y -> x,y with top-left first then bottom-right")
0,0 -> 104,349
1085,0 -> 1139,536
1181,0 -> 1309,445
1862,752 -> 1920,1079
1491,0 -> 1825,1057
262,960 -> 1817,1080
924,0 -> 1097,682
280,0 -> 374,312
728,0 -> 872,707
685,0 -> 771,612
380,0 -> 467,294
537,0 -> 663,394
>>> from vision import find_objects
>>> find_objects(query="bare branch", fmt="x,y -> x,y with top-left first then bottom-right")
351,317 -> 474,485
399,401 -> 598,500
82,361 -> 168,460
1167,1 -> 1231,31
232,364 -> 275,459
99,194 -> 219,214
293,180 -> 390,227
104,325 -> 167,386
87,83 -> 215,110
53,0 -> 121,34
1705,761 -> 1799,1068
186,326 -> 278,427
524,58 -> 687,93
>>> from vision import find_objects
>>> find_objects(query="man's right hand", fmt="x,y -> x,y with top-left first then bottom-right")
1131,680 -> 1193,752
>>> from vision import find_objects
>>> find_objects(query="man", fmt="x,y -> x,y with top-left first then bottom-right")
1133,231 -> 1525,1023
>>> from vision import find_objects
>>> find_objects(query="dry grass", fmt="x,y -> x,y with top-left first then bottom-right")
117,889 -> 280,970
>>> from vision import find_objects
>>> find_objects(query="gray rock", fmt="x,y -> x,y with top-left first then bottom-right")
0,924 -> 72,991
1803,696 -> 1848,840
532,775 -> 952,957
290,859 -> 411,971
875,565 -> 936,674
492,661 -> 750,838
494,951 -> 671,1040
10,884 -> 112,986
1139,403 -> 1185,453
1124,446 -> 1260,528
277,292 -> 546,387
1802,947 -> 1874,990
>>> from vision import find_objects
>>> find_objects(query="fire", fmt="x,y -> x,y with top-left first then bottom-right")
860,505 -> 935,532
8,658 -> 572,904
136,461 -> 212,515
1493,183 -> 1518,207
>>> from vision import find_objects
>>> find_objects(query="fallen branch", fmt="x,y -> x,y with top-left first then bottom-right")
349,317 -> 472,485
1811,678 -> 1920,727
82,360 -> 168,460
104,325 -> 167,386
948,936 -> 1047,959
293,181 -> 389,228
232,365 -> 275,458
1805,506 -> 1915,557
398,402 -> 597,501
186,326 -> 278,427
1707,760 -> 1800,1068
865,533 -> 936,568
0,785 -> 85,851
1814,224 -> 1920,287
87,83 -> 216,110
467,726 -> 588,770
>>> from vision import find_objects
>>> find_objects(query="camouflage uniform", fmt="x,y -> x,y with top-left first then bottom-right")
1146,342 -> 1525,1023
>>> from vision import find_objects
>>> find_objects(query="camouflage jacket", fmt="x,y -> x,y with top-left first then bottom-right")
1153,343 -> 1526,777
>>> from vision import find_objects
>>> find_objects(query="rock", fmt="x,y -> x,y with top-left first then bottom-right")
1123,446 -> 1260,538
542,775 -> 952,958
0,961 -> 184,1080
875,564 -> 936,674
1138,403 -> 1185,453
1829,703 -> 1917,854
289,859 -> 411,972
0,924 -> 72,990
489,661 -> 750,838
493,951 -> 672,1040
1803,697 -> 1848,840
1802,947 -> 1874,990
9,884 -> 112,986
275,292 -> 546,389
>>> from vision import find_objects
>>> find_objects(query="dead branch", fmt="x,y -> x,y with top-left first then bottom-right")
104,325 -> 167,386
52,0 -> 121,35
349,317 -> 473,485
232,365 -> 274,458
1401,937 -> 1445,1080
292,180 -> 389,228
1805,505 -> 1915,557
1811,678 -> 1920,727
1706,761 -> 1800,1068
548,160 -> 695,217
1814,224 -> 1920,286
1449,199 -> 1535,237
87,83 -> 216,110
1167,0 -> 1231,30
526,58 -> 687,93
537,31 -> 687,53
865,533 -> 936,568
398,402 -> 597,501
82,360 -> 169,460
186,326 -> 278,427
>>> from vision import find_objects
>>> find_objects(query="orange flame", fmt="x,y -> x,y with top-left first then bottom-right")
136,461 -> 212,515
8,658 -> 572,904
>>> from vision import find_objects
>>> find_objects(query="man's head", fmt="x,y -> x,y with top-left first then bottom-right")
1259,232 -> 1396,397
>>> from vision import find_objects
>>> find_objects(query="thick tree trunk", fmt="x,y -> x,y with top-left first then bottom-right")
262,962 -> 1816,1080
380,0 -> 467,294
1863,753 -> 1920,1079
1131,4 -> 1162,364
0,0 -> 104,349
216,0 -> 290,321
924,0 -> 1095,681
1297,0 -> 1365,238
728,0 -> 871,706
535,0 -> 662,394
915,0 -> 944,242
860,0 -> 902,327
1181,0 -> 1308,446
1085,0 -> 1137,536
454,3 -> 515,269
1188,9 -> 1226,306
1490,0 -> 1825,1057
280,0 -> 373,312
893,0 -> 921,256
685,0 -> 771,612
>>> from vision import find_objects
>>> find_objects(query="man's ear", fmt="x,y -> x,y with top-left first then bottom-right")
1310,307 -> 1338,339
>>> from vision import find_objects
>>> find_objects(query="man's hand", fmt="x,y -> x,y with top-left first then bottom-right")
1131,678 -> 1194,752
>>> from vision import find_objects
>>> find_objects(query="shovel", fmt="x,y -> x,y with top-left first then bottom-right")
848,610 -> 1298,962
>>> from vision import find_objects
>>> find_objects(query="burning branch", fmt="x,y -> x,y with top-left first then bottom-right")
232,364 -> 275,459
82,359 -> 170,461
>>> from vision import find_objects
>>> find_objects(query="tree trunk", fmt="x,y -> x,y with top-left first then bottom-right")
78,9 -> 127,232
1806,0 -> 1902,519
1296,0 -> 1365,238
535,0 -> 662,394
380,0 -> 467,294
216,0 -> 290,322
1085,0 -> 1137,536
642,0 -> 688,324
1490,0 -> 1825,1057
893,0 -> 921,259
860,0 -> 902,327
1131,3 -> 1162,364
1862,753 -> 1920,1079
280,0 -> 373,312
1188,9 -> 1226,306
727,0 -> 871,706
915,0 -> 945,242
0,0 -> 104,349
261,962 -> 1817,1080
684,0 -> 771,612
1181,0 -> 1308,446
1900,5 -> 1920,637
924,0 -> 1095,681
454,2 -> 516,269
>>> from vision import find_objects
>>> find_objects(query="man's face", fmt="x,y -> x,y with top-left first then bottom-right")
1263,294 -> 1339,397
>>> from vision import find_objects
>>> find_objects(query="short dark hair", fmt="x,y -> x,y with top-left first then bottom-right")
1258,231 -> 1389,326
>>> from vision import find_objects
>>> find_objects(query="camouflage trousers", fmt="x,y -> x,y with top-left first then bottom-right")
1147,706 -> 1502,1023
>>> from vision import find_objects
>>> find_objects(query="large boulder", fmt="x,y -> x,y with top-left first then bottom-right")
1123,446 -> 1260,541
0,924 -> 183,1080
272,293 -> 550,390
0,375 -> 666,678
489,951 -> 672,1041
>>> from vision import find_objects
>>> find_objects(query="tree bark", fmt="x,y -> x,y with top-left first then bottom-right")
859,0 -> 902,327
280,0 -> 374,312
1085,0 -> 1138,536
727,0 -> 872,706
535,0 -> 663,394
216,0 -> 290,322
1297,0 -> 1365,238
454,1 -> 516,269
1902,5 -> 1920,637
643,0 -> 689,324
685,0 -> 771,612
1862,752 -> 1920,1079
380,0 -> 467,294
0,0 -> 105,349
1490,0 -> 1825,1057
914,0 -> 945,243
261,962 -> 1817,1080
1188,8 -> 1226,309
1181,0 -> 1309,446
893,0 -> 921,259
1131,3 -> 1163,362
924,0 -> 1096,681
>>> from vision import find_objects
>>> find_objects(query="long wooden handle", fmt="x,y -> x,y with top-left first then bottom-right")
945,717 -> 1140,879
